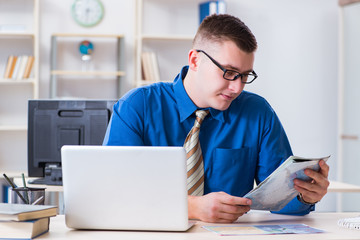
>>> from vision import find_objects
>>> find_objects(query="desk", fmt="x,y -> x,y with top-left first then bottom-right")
10,179 -> 360,193
9,179 -> 360,215
39,212 -> 360,239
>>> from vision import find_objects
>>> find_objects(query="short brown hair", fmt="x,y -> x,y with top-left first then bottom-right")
193,14 -> 257,53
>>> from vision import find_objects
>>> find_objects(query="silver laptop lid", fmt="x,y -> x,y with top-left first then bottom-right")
61,145 -> 190,231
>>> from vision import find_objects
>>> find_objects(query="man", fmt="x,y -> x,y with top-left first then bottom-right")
103,14 -> 329,223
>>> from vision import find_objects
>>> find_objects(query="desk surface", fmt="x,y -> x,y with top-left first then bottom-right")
39,212 -> 360,239
10,179 -> 360,193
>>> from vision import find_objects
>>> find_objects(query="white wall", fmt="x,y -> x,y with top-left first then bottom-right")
226,0 -> 339,211
37,0 -> 341,210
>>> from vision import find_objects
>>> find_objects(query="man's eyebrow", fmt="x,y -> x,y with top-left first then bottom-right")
222,64 -> 253,73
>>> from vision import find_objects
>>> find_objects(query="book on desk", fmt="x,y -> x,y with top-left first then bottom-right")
0,217 -> 50,239
0,203 -> 57,239
0,203 -> 57,221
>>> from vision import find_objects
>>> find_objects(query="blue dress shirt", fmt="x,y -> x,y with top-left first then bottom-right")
103,66 -> 314,215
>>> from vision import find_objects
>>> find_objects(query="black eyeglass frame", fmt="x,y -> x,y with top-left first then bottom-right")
196,49 -> 258,84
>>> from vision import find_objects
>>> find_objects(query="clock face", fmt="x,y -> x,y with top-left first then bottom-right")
72,0 -> 104,27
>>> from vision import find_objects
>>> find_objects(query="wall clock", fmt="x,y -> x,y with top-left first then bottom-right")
71,0 -> 104,27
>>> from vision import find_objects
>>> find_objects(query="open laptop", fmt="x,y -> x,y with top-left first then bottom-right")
61,145 -> 194,231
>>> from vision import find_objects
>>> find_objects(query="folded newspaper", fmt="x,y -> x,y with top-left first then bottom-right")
244,155 -> 330,211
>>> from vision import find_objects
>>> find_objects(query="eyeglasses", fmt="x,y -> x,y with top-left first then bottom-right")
196,49 -> 258,84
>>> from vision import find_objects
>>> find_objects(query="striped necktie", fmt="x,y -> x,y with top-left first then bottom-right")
184,110 -> 209,196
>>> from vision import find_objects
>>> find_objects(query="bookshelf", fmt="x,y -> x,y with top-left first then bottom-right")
0,0 -> 39,174
337,2 -> 360,212
134,0 -> 203,87
50,33 -> 125,99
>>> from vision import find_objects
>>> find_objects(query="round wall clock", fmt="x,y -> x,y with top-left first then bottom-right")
71,0 -> 104,27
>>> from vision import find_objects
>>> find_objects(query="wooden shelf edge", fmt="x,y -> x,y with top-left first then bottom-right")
136,80 -> 172,87
0,125 -> 27,131
141,34 -> 194,41
0,79 -> 36,84
328,180 -> 360,192
51,70 -> 125,77
0,32 -> 35,37
52,33 -> 125,38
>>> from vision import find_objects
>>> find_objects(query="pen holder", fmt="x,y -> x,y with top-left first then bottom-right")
10,187 -> 46,205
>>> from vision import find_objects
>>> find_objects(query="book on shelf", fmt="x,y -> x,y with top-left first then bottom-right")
141,51 -> 160,82
141,52 -> 152,81
0,217 -> 49,239
150,52 -> 160,82
243,155 -> 330,211
11,55 -> 22,80
3,55 -> 15,79
2,55 -> 35,80
23,56 -> 35,79
0,203 -> 57,221
16,55 -> 29,81
199,1 -> 227,24
3,55 -> 18,79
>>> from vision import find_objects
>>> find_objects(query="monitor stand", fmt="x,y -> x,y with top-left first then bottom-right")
28,164 -> 63,186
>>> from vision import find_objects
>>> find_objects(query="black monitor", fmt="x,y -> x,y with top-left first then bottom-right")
27,100 -> 116,185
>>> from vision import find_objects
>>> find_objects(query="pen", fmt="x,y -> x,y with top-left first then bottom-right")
3,173 -> 28,204
32,196 -> 44,205
22,173 -> 30,204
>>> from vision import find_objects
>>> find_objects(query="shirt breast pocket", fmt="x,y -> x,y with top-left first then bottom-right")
209,147 -> 257,196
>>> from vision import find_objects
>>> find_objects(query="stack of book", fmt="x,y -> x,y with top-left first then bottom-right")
2,55 -> 35,80
0,203 -> 57,239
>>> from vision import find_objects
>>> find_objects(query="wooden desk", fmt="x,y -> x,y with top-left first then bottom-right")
9,179 -> 360,215
39,212 -> 360,239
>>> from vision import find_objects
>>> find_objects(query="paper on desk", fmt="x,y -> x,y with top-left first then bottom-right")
203,224 -> 324,236
244,155 -> 330,211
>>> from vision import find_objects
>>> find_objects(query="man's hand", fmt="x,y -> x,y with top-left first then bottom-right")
294,159 -> 330,204
188,191 -> 251,223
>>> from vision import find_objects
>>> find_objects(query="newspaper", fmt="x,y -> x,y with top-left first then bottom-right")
244,155 -> 330,211
203,224 -> 324,235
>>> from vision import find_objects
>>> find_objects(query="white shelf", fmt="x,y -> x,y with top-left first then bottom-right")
337,3 -> 360,212
0,78 -> 36,84
52,33 -> 124,38
0,32 -> 35,38
135,0 -> 198,87
0,125 -> 27,131
50,70 -> 125,77
50,33 -> 125,98
328,181 -> 360,193
0,0 -> 39,175
136,80 -> 173,86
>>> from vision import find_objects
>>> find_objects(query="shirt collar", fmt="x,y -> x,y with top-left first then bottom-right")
174,66 -> 226,123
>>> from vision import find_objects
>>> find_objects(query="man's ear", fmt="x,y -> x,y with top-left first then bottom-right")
188,49 -> 199,71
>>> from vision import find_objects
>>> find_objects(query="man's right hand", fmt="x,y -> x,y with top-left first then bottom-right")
188,191 -> 252,223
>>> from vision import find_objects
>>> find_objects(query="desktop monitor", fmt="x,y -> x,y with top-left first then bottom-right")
27,99 -> 116,185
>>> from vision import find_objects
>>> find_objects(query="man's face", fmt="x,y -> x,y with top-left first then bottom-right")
192,41 -> 255,111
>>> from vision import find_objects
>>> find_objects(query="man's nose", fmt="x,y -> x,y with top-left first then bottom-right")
228,78 -> 244,93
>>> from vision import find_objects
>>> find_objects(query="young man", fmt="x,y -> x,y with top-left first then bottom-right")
103,14 -> 329,223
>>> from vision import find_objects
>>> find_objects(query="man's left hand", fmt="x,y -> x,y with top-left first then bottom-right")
293,159 -> 330,204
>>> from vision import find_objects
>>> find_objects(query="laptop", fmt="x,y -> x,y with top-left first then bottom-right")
61,145 -> 194,231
